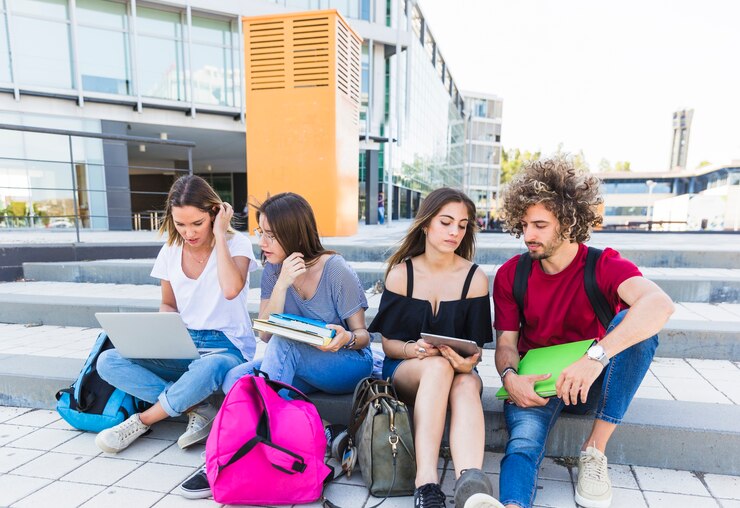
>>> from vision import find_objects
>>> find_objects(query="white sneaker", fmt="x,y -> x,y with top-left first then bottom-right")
178,403 -> 218,449
464,492 -> 505,508
575,446 -> 613,508
95,413 -> 150,453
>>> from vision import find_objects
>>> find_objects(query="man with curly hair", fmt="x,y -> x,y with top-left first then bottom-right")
492,158 -> 674,508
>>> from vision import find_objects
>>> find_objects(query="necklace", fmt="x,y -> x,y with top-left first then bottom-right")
186,245 -> 212,264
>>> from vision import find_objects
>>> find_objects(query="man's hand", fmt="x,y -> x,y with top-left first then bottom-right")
556,356 -> 604,405
504,373 -> 551,408
438,345 -> 480,374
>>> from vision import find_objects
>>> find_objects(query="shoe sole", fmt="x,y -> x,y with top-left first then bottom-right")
180,487 -> 212,500
178,419 -> 214,449
574,491 -> 612,508
463,493 -> 505,508
94,432 -> 122,454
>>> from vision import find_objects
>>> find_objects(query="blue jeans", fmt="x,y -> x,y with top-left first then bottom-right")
97,329 -> 245,417
223,335 -> 373,395
499,310 -> 658,508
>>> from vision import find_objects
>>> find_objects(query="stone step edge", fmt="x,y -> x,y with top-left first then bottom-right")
0,354 -> 737,475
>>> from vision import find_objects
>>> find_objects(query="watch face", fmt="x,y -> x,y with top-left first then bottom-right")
588,345 -> 605,360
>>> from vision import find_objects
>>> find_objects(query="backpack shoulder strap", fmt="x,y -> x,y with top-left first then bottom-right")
584,247 -> 615,330
512,253 -> 532,315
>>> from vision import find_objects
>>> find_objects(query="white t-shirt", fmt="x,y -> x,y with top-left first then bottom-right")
150,232 -> 259,360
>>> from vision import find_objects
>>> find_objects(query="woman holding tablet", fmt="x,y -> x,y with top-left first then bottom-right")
95,175 -> 258,454
368,187 -> 501,508
179,192 -> 373,499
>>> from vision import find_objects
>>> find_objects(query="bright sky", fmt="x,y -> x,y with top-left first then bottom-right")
418,0 -> 740,172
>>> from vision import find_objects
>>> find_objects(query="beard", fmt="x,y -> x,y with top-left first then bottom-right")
527,234 -> 564,260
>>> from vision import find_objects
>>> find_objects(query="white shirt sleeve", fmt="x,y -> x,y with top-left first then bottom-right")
150,244 -> 171,281
228,232 -> 259,273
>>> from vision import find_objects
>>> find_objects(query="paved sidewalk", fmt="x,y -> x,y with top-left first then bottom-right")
1,404 -> 739,508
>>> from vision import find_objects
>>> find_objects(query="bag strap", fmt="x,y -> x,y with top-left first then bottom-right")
512,253 -> 532,329
584,247 -> 615,330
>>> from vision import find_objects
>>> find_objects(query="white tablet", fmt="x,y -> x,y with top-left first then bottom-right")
419,333 -> 480,358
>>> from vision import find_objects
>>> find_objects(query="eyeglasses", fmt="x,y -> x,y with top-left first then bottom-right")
254,227 -> 276,244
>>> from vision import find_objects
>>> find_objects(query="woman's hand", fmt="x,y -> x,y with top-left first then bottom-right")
276,252 -> 306,291
315,323 -> 352,353
412,338 -> 441,359
438,345 -> 480,374
213,202 -> 233,239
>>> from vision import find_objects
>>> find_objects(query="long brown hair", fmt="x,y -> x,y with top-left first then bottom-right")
159,175 -> 233,246
256,192 -> 335,265
385,187 -> 478,278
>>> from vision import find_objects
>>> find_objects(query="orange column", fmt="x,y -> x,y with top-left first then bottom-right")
243,10 -> 362,236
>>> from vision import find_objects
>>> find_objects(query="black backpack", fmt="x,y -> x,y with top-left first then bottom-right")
512,246 -> 615,330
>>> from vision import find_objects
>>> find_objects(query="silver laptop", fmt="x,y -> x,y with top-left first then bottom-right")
95,312 -> 225,360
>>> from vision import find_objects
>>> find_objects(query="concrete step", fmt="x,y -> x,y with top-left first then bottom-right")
22,259 -> 740,304
1,324 -> 738,475
0,281 -> 739,360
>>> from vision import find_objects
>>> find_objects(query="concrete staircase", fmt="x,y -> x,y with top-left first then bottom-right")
2,246 -> 740,476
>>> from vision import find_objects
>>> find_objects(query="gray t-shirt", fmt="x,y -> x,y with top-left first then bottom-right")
261,254 -> 368,327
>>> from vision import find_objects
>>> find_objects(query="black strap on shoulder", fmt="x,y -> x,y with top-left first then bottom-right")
405,259 -> 414,297
461,263 -> 479,299
512,253 -> 532,326
585,247 -> 615,330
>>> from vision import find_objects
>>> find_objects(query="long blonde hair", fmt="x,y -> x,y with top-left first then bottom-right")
159,175 -> 234,246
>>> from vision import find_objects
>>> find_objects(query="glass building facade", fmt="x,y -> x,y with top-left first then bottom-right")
0,0 -> 470,230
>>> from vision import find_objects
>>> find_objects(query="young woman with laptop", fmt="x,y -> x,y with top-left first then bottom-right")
179,191 -> 373,498
94,175 -> 258,454
367,187 -> 503,508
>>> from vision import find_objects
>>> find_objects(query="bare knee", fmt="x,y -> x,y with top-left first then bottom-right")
449,373 -> 481,404
420,356 -> 454,382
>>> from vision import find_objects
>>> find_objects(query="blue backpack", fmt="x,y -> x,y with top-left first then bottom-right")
56,332 -> 150,432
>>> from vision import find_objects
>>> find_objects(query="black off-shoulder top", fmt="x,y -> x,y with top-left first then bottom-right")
368,259 -> 493,346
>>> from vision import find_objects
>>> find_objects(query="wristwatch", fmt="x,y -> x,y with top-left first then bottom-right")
586,344 -> 609,367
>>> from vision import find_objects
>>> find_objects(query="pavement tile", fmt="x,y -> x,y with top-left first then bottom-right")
149,442 -> 206,467
611,486 -> 648,507
0,424 -> 36,446
12,451 -> 93,479
153,494 -> 222,507
46,418 -> 78,431
61,456 -> 143,485
607,464 -> 640,490
52,432 -> 102,456
642,491 -> 720,507
104,436 -> 174,462
0,447 -> 45,473
721,501 -> 740,508
659,377 -> 732,404
0,474 -> 51,506
0,406 -> 32,423
482,451 -> 504,473
6,409 -> 61,427
633,466 -> 710,496
302,483 -> 369,508
7,428 -> 80,451
11,480 -> 106,508
703,473 -> 740,500
634,385 -> 674,400
539,457 -> 572,482
115,462 -> 195,493
80,485 -> 166,507
533,478 -> 576,507
145,421 -> 186,441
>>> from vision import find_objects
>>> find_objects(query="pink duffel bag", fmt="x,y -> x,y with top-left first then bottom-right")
205,373 -> 331,505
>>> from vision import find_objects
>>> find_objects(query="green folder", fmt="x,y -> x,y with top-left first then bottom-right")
495,339 -> 595,400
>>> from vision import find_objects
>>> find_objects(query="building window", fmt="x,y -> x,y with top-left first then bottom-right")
12,0 -> 73,89
76,0 -> 131,95
605,206 -> 648,216
136,6 -> 186,102
190,14 -> 238,106
0,4 -> 9,82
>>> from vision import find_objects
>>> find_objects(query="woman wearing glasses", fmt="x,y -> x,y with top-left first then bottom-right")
179,191 -> 372,499
95,175 -> 258,455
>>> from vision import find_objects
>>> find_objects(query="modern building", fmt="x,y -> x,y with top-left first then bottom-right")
596,162 -> 740,231
0,0 -> 467,232
669,108 -> 693,170
460,90 -> 503,223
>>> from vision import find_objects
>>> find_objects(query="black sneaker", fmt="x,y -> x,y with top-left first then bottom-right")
324,422 -> 349,461
454,469 -> 503,508
180,466 -> 212,499
414,482 -> 446,508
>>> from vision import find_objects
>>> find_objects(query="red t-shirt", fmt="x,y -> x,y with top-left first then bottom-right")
493,244 -> 641,355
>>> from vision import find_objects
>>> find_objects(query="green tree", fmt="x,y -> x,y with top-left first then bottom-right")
613,161 -> 631,172
598,158 -> 612,172
697,160 -> 712,169
500,147 -> 541,183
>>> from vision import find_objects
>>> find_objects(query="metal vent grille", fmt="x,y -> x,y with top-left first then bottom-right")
292,16 -> 330,89
336,19 -> 361,123
247,20 -> 286,91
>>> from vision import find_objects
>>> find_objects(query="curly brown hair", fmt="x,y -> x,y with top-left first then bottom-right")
501,157 -> 603,243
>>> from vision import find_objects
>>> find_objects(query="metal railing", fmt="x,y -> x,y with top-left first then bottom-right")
0,123 -> 196,242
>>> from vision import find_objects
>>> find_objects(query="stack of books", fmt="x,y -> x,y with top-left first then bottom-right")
252,313 -> 336,347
